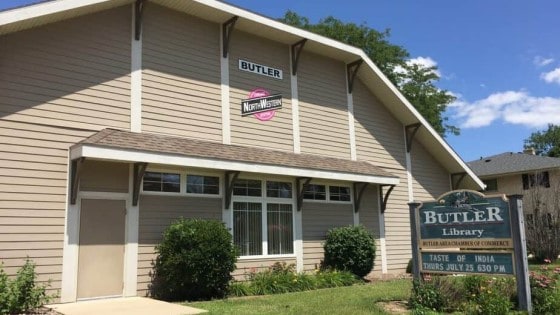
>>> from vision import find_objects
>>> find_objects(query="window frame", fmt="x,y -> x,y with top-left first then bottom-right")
230,176 -> 296,260
141,168 -> 222,198
141,169 -> 182,195
522,171 -> 551,190
482,178 -> 498,192
301,181 -> 353,204
186,173 -> 222,197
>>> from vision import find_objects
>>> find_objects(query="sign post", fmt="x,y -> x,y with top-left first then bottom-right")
509,195 -> 532,312
409,190 -> 532,313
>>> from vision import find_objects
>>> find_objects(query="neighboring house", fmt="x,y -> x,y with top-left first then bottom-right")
0,0 -> 483,302
467,149 -> 560,214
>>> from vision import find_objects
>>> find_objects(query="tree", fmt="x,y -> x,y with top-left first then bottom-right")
279,11 -> 459,136
524,177 -> 560,262
524,124 -> 560,157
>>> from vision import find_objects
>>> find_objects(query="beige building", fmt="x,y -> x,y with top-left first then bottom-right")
467,149 -> 560,214
0,0 -> 483,302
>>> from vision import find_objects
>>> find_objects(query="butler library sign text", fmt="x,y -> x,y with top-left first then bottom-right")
417,191 -> 513,249
408,190 -> 533,311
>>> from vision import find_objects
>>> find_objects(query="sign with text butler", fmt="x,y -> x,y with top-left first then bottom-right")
418,191 -> 513,249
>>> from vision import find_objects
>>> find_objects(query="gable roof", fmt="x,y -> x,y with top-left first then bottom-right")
0,0 -> 484,189
71,129 -> 400,185
467,152 -> 560,177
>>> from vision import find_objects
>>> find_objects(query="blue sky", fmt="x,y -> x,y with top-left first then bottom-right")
2,1 -> 559,162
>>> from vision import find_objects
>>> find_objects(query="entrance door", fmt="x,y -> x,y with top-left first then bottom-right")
77,199 -> 126,299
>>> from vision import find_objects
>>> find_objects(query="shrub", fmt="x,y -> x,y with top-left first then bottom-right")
530,266 -> 560,314
228,263 -> 358,297
151,218 -> 238,301
0,260 -> 54,315
409,280 -> 444,312
322,225 -> 376,278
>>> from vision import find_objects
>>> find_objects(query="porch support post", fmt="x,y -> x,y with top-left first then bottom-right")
225,171 -> 240,209
132,162 -> 148,206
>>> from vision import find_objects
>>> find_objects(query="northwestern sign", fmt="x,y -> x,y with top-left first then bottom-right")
417,190 -> 513,249
241,90 -> 282,120
239,59 -> 283,80
421,251 -> 514,275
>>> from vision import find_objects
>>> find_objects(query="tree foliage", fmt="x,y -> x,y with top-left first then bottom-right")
279,11 -> 458,136
524,124 -> 560,157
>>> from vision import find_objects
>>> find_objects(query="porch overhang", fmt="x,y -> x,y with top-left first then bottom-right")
70,129 -> 400,186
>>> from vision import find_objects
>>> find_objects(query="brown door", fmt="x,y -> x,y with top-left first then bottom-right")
77,199 -> 126,299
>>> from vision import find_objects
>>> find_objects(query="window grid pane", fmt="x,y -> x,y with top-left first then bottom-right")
266,181 -> 292,198
143,172 -> 180,192
233,202 -> 262,256
267,203 -> 293,255
329,186 -> 351,201
302,184 -> 326,200
186,175 -> 220,195
233,179 -> 262,197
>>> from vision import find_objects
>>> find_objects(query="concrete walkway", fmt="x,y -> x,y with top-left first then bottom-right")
47,297 -> 207,315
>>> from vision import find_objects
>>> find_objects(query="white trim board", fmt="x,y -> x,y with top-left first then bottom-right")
71,145 -> 400,185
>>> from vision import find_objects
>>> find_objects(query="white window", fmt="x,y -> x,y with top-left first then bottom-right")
302,183 -> 352,202
302,184 -> 326,200
329,185 -> 351,202
232,179 -> 294,257
186,175 -> 219,195
142,171 -> 180,193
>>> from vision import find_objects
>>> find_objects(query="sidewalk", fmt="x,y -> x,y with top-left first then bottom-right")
47,297 -> 207,315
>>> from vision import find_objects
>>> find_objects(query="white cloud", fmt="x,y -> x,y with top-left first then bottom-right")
533,56 -> 554,67
393,56 -> 442,83
450,91 -> 560,128
541,67 -> 560,85
406,56 -> 441,77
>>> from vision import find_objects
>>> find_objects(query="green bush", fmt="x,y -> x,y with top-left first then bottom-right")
228,263 -> 358,297
151,218 -> 238,301
0,260 -> 54,315
322,225 -> 376,278
409,280 -> 444,312
530,267 -> 560,315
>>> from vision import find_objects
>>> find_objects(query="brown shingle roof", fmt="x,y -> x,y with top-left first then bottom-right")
72,128 -> 397,180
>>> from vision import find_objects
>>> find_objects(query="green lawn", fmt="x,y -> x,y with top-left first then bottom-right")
186,279 -> 412,315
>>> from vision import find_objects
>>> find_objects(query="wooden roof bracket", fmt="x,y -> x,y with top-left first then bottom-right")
225,171 -> 240,209
451,172 -> 467,190
353,182 -> 369,213
222,16 -> 238,58
70,157 -> 85,205
134,0 -> 145,41
405,123 -> 422,153
132,162 -> 148,206
296,177 -> 312,211
347,59 -> 363,94
380,184 -> 395,214
291,39 -> 307,75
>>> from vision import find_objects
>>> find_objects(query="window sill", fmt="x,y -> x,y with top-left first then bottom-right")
238,254 -> 296,261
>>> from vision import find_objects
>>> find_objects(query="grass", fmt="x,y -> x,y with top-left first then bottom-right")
185,279 -> 411,315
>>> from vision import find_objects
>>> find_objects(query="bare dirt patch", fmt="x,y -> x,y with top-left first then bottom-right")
376,300 -> 410,314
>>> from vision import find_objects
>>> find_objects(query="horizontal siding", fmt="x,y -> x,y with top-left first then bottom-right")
411,139 -> 450,201
80,160 -> 129,193
301,202 -> 353,271
0,5 -> 131,299
298,51 -> 350,159
380,168 -> 412,272
229,31 -> 293,151
358,185 -> 382,274
0,6 -> 131,131
137,195 -> 223,296
142,3 -> 222,141
353,79 -> 406,170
